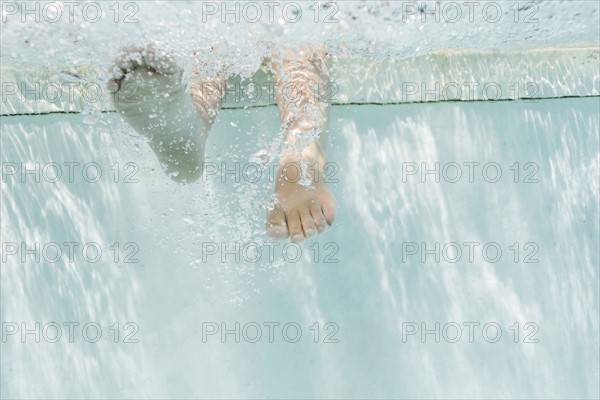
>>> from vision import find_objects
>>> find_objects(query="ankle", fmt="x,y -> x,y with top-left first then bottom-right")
279,141 -> 328,178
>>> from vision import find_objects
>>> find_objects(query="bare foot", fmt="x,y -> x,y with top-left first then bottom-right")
108,44 -> 222,183
266,47 -> 336,242
266,148 -> 336,243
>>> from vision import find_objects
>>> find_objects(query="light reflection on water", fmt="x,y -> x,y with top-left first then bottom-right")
1,97 -> 599,398
2,1 -> 599,66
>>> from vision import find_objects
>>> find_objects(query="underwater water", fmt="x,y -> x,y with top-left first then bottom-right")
1,1 -> 599,399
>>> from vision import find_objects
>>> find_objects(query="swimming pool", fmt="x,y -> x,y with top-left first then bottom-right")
1,1 -> 599,399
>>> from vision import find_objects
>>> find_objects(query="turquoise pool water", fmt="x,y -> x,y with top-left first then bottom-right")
1,97 -> 598,398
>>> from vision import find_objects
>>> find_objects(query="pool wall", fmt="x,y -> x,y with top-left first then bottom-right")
1,94 -> 599,398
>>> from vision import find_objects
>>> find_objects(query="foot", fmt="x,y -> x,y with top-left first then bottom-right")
266,47 -> 335,243
266,153 -> 336,243
108,44 -> 210,183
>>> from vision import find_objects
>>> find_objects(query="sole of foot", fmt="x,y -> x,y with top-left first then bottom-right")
108,43 -> 207,183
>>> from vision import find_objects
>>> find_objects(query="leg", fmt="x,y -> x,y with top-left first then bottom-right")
108,44 -> 225,183
266,47 -> 336,242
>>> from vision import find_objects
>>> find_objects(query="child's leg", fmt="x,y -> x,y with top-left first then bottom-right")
266,47 -> 336,242
108,44 -> 225,183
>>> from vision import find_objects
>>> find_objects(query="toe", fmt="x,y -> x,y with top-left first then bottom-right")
115,45 -> 146,72
143,43 -> 180,75
299,208 -> 318,239
266,208 -> 288,239
286,210 -> 304,243
322,198 -> 336,226
310,205 -> 328,233
107,45 -> 145,92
